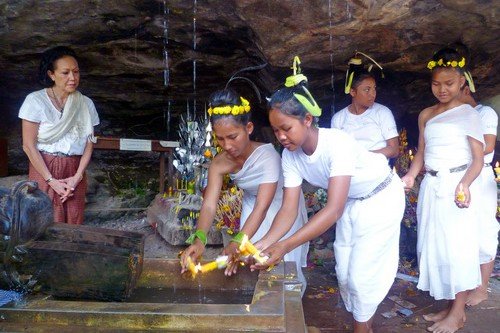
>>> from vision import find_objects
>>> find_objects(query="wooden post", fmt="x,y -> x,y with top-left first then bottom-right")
159,152 -> 166,194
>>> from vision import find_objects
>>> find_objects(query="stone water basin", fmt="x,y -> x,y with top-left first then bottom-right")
0,258 -> 306,332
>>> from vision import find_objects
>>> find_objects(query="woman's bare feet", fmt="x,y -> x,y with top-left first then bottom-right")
426,312 -> 466,333
423,308 -> 449,322
466,286 -> 488,306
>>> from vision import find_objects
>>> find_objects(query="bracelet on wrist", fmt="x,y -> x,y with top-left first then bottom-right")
185,229 -> 207,246
230,231 -> 245,244
45,177 -> 53,184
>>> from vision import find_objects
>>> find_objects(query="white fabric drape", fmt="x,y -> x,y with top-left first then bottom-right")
38,91 -> 96,144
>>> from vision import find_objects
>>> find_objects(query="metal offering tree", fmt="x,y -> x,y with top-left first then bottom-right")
173,115 -> 213,193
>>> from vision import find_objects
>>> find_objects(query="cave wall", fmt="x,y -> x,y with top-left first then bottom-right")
0,0 -> 499,172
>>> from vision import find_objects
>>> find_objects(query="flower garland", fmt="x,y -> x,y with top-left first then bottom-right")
393,128 -> 421,231
214,186 -> 242,235
427,57 -> 466,70
207,97 -> 251,116
304,188 -> 327,218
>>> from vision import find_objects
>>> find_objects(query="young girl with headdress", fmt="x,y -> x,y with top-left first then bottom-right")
458,61 -> 499,307
331,53 -> 399,160
401,47 -> 485,332
180,89 -> 308,290
252,57 -> 405,333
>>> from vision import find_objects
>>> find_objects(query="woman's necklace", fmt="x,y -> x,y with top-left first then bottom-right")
50,87 -> 65,112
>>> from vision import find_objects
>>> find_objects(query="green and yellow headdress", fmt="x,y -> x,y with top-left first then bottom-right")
344,51 -> 384,94
464,70 -> 476,93
284,56 -> 322,117
207,97 -> 251,116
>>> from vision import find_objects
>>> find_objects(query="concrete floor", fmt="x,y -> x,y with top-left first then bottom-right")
302,260 -> 500,333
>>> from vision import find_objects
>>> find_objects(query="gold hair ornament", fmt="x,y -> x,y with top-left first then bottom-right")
207,97 -> 251,116
344,51 -> 384,94
464,70 -> 476,93
285,56 -> 308,87
284,56 -> 322,117
427,57 -> 466,70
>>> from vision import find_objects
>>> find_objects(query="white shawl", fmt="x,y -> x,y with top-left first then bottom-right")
38,91 -> 96,144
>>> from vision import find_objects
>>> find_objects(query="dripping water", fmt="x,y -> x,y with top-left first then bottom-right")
162,0 -> 170,87
193,59 -> 197,94
193,0 -> 197,51
328,0 -> 335,114
192,0 -> 198,118
166,100 -> 171,138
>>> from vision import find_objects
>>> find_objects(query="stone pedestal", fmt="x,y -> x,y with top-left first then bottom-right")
147,193 -> 222,245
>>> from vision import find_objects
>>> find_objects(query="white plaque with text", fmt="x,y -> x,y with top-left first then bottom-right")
119,139 -> 152,151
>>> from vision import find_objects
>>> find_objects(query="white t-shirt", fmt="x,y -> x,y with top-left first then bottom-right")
330,102 -> 398,151
19,89 -> 99,155
475,104 -> 498,164
282,128 -> 391,198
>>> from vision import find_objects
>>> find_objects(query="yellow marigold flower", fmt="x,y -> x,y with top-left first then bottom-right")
230,186 -> 237,194
203,149 -> 212,158
451,61 -> 458,67
240,97 -> 250,106
458,57 -> 465,67
437,59 -> 443,66
427,61 -> 436,70
208,98 -> 251,117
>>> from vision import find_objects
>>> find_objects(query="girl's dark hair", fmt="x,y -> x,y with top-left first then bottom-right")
38,46 -> 78,87
351,71 -> 375,90
208,89 -> 251,126
268,84 -> 311,121
430,45 -> 469,74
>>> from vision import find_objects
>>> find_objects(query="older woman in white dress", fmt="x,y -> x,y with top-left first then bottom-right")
19,46 -> 99,225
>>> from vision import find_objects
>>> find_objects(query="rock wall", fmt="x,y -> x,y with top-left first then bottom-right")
1,0 -> 499,165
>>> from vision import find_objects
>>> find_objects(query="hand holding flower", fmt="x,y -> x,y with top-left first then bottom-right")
454,183 -> 470,208
250,241 -> 286,271
180,240 -> 205,273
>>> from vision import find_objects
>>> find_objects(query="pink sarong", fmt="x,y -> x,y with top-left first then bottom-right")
29,153 -> 87,225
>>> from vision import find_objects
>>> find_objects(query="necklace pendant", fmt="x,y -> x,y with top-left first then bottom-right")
50,87 -> 65,112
